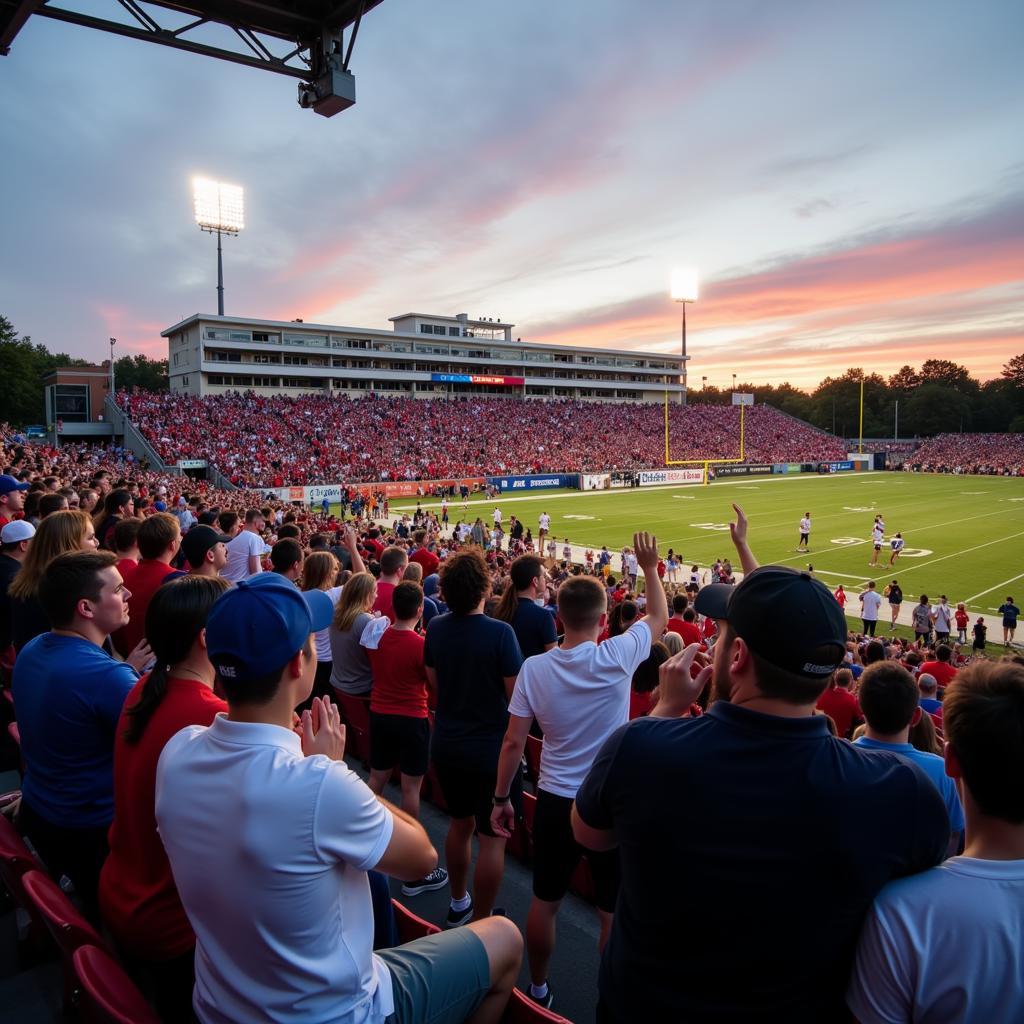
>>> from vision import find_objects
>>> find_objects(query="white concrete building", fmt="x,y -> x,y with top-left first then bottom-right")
163,311 -> 686,402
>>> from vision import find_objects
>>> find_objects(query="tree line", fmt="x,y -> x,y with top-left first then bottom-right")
2,314 -> 1022,437
685,357 -> 1024,438
1,315 -> 168,425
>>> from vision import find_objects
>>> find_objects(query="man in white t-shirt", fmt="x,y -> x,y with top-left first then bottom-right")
797,513 -> 811,551
869,522 -> 885,567
848,658 -> 1024,1024
860,580 -> 882,636
222,508 -> 270,582
538,512 -> 551,545
492,507 -> 502,529
156,572 -> 522,1024
490,531 -> 668,1010
931,595 -> 953,643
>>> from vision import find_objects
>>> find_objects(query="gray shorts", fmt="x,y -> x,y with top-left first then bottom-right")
380,927 -> 490,1024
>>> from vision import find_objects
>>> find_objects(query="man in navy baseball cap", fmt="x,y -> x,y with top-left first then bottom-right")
204,571 -> 334,700
0,474 -> 30,529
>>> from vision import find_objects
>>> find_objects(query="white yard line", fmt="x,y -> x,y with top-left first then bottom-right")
963,571 -> 1024,604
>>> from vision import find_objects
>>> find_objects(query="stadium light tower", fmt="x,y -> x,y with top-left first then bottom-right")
193,177 -> 245,316
670,268 -> 698,406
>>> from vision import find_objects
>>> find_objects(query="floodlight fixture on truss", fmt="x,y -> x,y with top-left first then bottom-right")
663,390 -> 750,484
0,1 -> 385,116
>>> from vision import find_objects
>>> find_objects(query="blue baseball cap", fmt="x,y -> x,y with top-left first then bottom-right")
0,475 -> 30,496
206,572 -> 334,682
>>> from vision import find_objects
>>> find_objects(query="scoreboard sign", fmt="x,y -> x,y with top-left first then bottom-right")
431,373 -> 525,386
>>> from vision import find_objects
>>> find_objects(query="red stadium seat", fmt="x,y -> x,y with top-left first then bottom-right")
7,721 -> 19,746
391,898 -> 441,944
524,734 -> 542,787
0,812 -> 37,903
72,945 -> 160,1024
21,869 -> 107,1008
333,691 -> 372,764
502,986 -> 575,1023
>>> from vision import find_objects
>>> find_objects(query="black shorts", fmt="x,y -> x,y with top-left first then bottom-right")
799,533 -> 809,542
432,759 -> 523,837
369,712 -> 430,777
532,789 -> 620,912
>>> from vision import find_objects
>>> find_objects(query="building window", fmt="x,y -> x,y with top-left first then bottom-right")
448,327 -> 461,336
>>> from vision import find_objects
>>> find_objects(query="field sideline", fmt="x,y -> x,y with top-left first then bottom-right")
388,472 -> 1024,613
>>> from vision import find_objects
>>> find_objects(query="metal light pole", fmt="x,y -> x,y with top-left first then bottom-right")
193,178 -> 245,316
732,373 -> 737,393
701,375 -> 707,391
670,268 -> 698,406
109,337 -> 116,396
894,399 -> 899,443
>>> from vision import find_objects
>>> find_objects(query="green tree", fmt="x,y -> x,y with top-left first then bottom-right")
1000,353 -> 1024,390
0,314 -> 91,426
114,353 -> 168,392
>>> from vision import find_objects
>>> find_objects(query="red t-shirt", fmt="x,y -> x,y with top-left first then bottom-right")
372,581 -> 397,623
114,559 -> 176,656
816,686 -> 862,738
115,557 -> 138,582
919,660 -> 958,689
409,547 -> 440,577
98,675 -> 227,959
954,609 -> 969,629
367,628 -> 429,718
666,619 -> 704,648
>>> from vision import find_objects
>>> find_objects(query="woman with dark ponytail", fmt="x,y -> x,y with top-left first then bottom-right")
492,553 -> 557,658
98,575 -> 229,1021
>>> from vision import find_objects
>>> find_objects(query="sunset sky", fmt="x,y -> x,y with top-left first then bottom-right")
2,0 -> 1022,391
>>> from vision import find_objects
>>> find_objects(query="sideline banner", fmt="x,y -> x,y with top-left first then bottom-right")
487,474 -> 578,491
581,473 -> 611,490
715,464 -> 772,478
269,478 -> 486,503
638,468 -> 704,486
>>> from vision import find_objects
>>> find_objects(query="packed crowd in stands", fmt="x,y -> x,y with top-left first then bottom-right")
1,427 -> 1022,1024
118,391 -> 848,487
908,432 -> 1024,475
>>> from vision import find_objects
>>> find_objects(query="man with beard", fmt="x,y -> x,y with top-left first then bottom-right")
571,506 -> 949,1024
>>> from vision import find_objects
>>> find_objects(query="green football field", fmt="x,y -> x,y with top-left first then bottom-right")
392,472 -> 1024,614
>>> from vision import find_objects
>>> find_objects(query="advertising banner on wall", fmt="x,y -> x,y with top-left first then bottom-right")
581,473 -> 611,490
487,474 -> 578,491
270,478 -> 486,504
638,468 -> 705,486
431,373 -> 525,386
714,464 -> 773,478
828,461 -> 855,472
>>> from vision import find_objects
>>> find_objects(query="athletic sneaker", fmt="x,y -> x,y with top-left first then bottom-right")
401,867 -> 449,897
528,982 -> 554,1010
445,896 -> 474,928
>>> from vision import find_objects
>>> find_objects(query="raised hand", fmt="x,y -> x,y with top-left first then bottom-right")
633,531 -> 660,571
126,638 -> 154,674
300,696 -> 346,761
652,643 -> 713,718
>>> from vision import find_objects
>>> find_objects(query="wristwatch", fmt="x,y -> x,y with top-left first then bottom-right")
492,794 -> 510,806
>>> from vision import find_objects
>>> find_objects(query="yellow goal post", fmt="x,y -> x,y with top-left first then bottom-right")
663,390 -> 746,484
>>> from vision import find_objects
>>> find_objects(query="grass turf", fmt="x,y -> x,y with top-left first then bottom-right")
389,471 -> 1024,613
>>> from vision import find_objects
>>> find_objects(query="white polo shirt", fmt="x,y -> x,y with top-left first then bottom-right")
155,716 -> 395,1024
509,621 -> 651,798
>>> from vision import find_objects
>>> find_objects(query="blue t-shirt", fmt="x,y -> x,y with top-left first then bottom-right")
998,603 -> 1020,626
424,612 -> 523,768
919,696 -> 942,715
13,633 -> 138,828
854,736 -> 964,833
508,598 -> 558,659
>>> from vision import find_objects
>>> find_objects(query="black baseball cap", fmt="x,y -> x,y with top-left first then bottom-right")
694,565 -> 847,679
181,524 -> 232,567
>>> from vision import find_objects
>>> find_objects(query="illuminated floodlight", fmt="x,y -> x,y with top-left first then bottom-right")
193,177 -> 245,234
670,267 -> 699,303
192,177 -> 245,315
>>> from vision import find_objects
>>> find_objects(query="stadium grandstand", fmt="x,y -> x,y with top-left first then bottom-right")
118,391 -> 847,487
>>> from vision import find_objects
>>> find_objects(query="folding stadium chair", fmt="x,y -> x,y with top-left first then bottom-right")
391,898 -> 441,944
502,986 -> 575,1023
524,734 -> 542,789
72,944 -> 161,1024
21,868 -> 107,1009
0,811 -> 37,904
507,790 -> 536,865
333,692 -> 372,764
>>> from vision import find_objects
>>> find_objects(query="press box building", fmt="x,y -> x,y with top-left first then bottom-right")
163,311 -> 687,403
